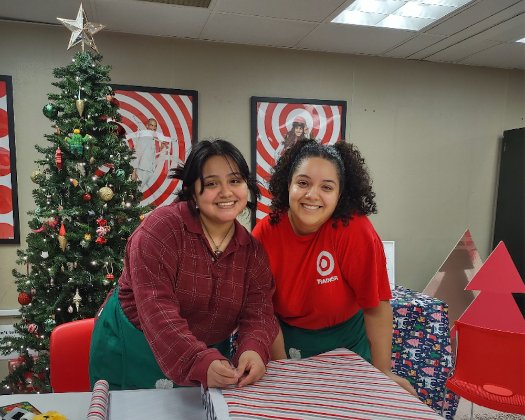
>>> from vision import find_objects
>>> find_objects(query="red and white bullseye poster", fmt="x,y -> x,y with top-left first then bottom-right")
250,96 -> 346,223
113,85 -> 197,207
0,76 -> 20,243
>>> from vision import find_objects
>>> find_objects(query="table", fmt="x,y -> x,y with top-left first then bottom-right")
1,352 -> 443,420
391,286 -> 459,419
0,388 -> 205,420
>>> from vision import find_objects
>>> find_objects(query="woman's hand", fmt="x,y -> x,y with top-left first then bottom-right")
207,359 -> 239,388
236,350 -> 266,387
384,370 -> 418,396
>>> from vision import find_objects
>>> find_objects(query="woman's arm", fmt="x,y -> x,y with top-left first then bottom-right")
363,301 -> 417,396
271,327 -> 287,360
234,241 -> 279,383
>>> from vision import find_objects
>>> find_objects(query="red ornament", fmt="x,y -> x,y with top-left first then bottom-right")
27,323 -> 38,334
96,217 -> 108,227
111,122 -> 125,137
47,218 -> 59,229
18,292 -> 32,305
55,147 -> 62,170
106,95 -> 120,107
95,236 -> 107,245
105,273 -> 115,280
59,223 -> 66,236
83,193 -> 92,201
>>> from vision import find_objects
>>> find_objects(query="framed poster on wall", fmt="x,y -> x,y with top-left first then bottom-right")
250,96 -> 347,224
112,84 -> 198,208
0,75 -> 20,244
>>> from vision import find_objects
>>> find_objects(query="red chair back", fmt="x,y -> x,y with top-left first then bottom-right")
446,320 -> 525,414
49,318 -> 95,393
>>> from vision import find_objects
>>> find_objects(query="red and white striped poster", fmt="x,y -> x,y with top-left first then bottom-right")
250,97 -> 346,223
0,76 -> 20,243
113,85 -> 197,207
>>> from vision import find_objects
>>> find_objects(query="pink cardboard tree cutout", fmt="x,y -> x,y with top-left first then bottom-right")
423,230 -> 482,337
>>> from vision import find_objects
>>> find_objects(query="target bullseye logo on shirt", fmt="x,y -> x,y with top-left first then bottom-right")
316,251 -> 339,285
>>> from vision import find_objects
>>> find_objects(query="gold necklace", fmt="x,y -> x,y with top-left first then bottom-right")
201,219 -> 234,258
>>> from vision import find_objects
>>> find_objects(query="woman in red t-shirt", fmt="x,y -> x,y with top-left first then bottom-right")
252,139 -> 416,396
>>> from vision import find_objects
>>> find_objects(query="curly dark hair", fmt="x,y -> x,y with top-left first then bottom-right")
169,138 -> 260,213
268,139 -> 377,226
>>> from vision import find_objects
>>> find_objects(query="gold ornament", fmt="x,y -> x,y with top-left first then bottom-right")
73,288 -> 82,311
57,4 -> 105,53
30,170 -> 42,183
89,156 -> 95,164
58,236 -> 67,252
98,186 -> 114,202
139,214 -> 145,221
70,178 -> 79,187
75,99 -> 85,116
84,233 -> 92,241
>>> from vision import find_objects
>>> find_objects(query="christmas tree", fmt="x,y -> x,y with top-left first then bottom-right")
0,8 -> 147,393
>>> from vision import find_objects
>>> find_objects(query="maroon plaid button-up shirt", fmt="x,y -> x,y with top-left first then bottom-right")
118,201 -> 278,387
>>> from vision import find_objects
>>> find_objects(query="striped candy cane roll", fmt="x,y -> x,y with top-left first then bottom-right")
86,379 -> 110,420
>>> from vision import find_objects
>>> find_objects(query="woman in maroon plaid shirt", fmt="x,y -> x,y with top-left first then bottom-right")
90,139 -> 278,390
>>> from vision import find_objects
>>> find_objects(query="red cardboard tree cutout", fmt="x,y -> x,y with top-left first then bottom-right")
458,242 -> 525,333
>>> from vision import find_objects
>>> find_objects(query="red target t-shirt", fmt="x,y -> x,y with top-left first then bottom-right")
252,213 -> 392,330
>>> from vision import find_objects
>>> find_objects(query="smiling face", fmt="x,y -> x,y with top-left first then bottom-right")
146,119 -> 157,131
288,156 -> 340,235
194,155 -> 249,227
294,124 -> 304,138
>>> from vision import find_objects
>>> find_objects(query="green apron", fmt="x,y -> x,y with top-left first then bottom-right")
89,288 -> 231,390
280,310 -> 371,362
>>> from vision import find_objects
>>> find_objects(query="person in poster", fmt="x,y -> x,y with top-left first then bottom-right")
130,118 -> 176,192
283,116 -> 310,151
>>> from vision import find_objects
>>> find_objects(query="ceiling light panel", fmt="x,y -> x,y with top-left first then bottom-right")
332,0 -> 472,31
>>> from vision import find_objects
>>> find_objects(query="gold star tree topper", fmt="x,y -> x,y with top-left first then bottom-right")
57,3 -> 105,53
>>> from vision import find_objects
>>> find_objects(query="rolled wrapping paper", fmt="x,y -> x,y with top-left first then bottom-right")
86,379 -> 110,420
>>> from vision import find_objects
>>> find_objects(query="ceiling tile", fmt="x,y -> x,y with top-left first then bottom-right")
457,41 -> 525,69
298,23 -> 414,55
215,0 -> 347,22
201,12 -> 317,47
409,4 -> 525,60
383,33 -> 447,58
427,0 -> 522,36
424,36 -> 501,63
95,0 -> 211,38
0,0 -> 79,24
476,13 -> 525,42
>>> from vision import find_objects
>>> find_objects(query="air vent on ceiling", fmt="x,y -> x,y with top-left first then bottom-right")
136,0 -> 211,7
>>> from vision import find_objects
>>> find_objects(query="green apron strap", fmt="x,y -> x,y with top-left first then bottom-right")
280,310 -> 371,362
89,288 -> 230,390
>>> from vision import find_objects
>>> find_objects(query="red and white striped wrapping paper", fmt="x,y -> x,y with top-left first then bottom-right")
86,379 -> 110,420
204,349 -> 442,420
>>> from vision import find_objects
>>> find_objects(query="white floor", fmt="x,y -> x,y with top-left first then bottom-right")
453,397 -> 525,419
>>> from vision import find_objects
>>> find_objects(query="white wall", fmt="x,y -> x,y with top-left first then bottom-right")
0,21 -> 523,314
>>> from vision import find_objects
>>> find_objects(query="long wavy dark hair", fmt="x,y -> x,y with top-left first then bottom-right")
268,139 -> 377,226
169,138 -> 260,213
